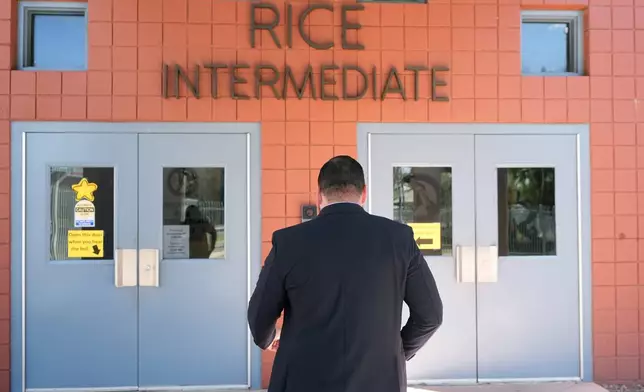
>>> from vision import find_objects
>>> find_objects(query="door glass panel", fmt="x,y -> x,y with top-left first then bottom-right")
393,167 -> 453,256
162,167 -> 225,259
498,167 -> 556,256
50,167 -> 114,260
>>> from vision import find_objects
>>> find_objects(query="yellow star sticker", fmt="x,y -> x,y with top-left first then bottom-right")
71,178 -> 98,202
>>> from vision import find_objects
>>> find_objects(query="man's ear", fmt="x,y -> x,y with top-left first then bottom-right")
359,186 -> 368,206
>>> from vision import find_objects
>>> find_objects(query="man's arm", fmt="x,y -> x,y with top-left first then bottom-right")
207,224 -> 217,253
248,234 -> 286,350
401,227 -> 443,361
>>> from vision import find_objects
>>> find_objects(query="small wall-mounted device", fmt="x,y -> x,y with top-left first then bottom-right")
301,204 -> 317,223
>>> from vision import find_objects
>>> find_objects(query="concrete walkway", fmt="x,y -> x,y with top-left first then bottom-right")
410,382 -> 608,392
227,382 -> 608,392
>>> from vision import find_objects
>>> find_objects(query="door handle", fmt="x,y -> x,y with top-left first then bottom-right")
115,249 -> 137,287
139,249 -> 160,287
477,245 -> 498,283
455,245 -> 475,283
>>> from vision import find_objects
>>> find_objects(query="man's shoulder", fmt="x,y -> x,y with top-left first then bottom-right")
271,212 -> 413,242
364,213 -> 414,235
271,219 -> 315,242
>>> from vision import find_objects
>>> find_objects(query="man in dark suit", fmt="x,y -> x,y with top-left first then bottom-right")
248,156 -> 443,392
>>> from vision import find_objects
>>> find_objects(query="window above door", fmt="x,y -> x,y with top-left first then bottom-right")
17,1 -> 88,70
521,10 -> 584,76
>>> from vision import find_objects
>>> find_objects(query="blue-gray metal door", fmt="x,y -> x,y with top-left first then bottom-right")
475,135 -> 580,381
137,133 -> 249,388
25,132 -> 249,390
368,132 -> 581,383
369,134 -> 478,384
26,133 -> 139,390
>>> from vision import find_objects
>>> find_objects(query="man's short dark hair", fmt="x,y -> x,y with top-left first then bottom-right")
318,155 -> 365,199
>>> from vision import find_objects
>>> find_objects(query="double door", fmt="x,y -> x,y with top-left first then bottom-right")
370,133 -> 581,383
26,132 -> 249,390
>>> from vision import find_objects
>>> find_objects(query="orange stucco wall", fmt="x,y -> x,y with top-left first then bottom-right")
0,0 -> 642,389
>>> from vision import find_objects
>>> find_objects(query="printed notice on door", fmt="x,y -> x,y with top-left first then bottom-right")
74,199 -> 96,228
67,230 -> 104,258
163,225 -> 190,259
407,223 -> 441,251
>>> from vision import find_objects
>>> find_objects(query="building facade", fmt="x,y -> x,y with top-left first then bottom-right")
0,0 -> 642,391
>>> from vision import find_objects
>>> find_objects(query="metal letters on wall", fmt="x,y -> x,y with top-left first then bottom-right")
162,3 -> 450,102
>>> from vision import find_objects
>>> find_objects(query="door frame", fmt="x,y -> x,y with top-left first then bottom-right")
10,122 -> 263,392
356,123 -> 592,383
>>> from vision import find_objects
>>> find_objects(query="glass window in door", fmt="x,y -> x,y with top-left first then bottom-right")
393,167 -> 453,256
162,167 -> 225,259
49,166 -> 114,261
497,167 -> 556,256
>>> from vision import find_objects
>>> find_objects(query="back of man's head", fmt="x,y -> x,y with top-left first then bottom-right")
317,155 -> 366,204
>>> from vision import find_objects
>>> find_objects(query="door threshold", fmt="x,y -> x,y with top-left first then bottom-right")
139,387 -> 250,392
409,381 -> 609,392
27,387 -> 253,392
26,388 -> 139,392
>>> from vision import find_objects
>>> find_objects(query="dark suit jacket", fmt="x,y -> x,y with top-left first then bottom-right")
248,203 -> 443,392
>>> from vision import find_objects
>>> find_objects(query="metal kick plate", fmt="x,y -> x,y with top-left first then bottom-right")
456,245 -> 476,283
115,249 -> 137,287
477,245 -> 499,283
139,249 -> 160,287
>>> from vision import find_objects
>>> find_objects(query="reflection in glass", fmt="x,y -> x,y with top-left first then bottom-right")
50,167 -> 114,260
521,22 -> 570,74
393,167 -> 452,256
163,168 -> 225,259
498,168 -> 556,256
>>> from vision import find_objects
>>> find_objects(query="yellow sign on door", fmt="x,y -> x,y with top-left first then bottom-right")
71,178 -> 98,202
68,230 -> 104,258
408,223 -> 441,250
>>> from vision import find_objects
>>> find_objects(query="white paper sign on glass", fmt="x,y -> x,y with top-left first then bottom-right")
163,225 -> 190,259
73,199 -> 96,228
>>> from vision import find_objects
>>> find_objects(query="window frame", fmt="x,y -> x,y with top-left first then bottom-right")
17,1 -> 88,71
520,10 -> 585,76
